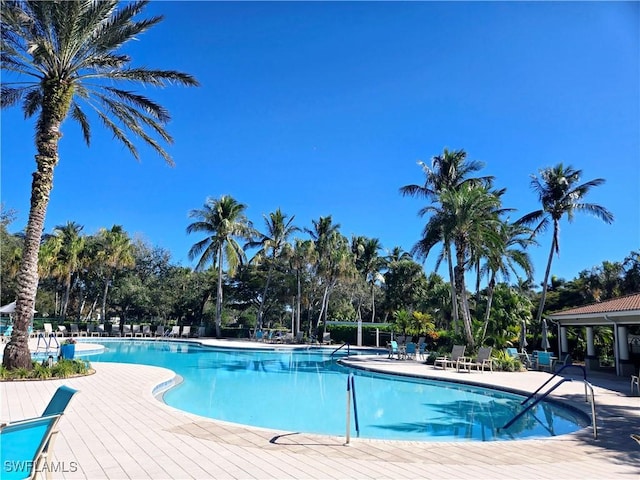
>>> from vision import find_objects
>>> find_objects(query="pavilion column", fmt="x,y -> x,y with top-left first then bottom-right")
560,326 -> 569,356
616,324 -> 634,376
585,326 -> 598,372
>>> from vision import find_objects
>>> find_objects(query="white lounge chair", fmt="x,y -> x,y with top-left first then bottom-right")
155,325 -> 165,337
180,326 -> 191,338
167,325 -> 180,337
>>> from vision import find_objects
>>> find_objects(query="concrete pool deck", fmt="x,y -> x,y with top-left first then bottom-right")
1,338 -> 639,479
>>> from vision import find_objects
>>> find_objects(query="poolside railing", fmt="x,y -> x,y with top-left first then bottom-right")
345,373 -> 360,445
330,342 -> 350,358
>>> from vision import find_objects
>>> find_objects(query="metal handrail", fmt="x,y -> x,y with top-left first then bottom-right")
345,373 -> 360,444
330,342 -> 350,358
35,332 -> 59,355
501,378 -> 572,431
521,364 -> 588,406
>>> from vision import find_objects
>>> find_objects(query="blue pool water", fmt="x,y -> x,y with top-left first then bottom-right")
86,340 -> 589,442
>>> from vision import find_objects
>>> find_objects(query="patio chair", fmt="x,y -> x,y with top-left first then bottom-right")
388,340 -> 400,359
132,325 -> 142,337
418,342 -> 427,361
122,324 -> 133,337
405,342 -> 417,360
631,368 -> 639,395
141,325 -> 152,337
69,324 -> 81,337
0,414 -> 62,480
92,324 -> 105,337
155,325 -> 165,337
322,332 -> 332,345
458,347 -> 493,373
536,351 -> 553,372
180,326 -> 191,338
56,325 -> 67,337
553,353 -> 572,372
434,345 -> 466,370
167,325 -> 180,337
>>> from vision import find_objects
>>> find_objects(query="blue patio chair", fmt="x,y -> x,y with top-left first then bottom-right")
0,414 -> 62,480
418,342 -> 427,360
536,351 -> 553,372
388,340 -> 400,359
42,385 -> 78,416
405,342 -> 416,360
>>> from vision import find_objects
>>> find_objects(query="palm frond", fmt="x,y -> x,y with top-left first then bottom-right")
106,68 -> 200,87
70,102 -> 90,145
0,85 -> 26,108
96,110 -> 139,160
102,87 -> 170,122
22,87 -> 41,117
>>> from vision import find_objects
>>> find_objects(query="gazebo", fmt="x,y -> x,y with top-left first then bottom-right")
547,292 -> 640,376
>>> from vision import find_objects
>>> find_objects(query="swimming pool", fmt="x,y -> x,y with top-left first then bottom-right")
86,339 -> 590,442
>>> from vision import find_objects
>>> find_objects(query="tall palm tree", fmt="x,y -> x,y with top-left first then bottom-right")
517,164 -> 613,325
1,0 -> 198,369
187,195 -> 253,338
352,236 -> 384,322
95,225 -> 135,323
401,148 -> 493,330
245,208 -> 299,329
286,239 -> 315,336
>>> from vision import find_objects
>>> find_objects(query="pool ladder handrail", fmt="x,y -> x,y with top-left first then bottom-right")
344,373 -> 360,445
35,332 -> 60,356
330,342 -> 350,358
501,364 -> 598,439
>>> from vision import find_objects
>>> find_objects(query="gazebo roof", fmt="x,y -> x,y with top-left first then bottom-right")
548,292 -> 640,326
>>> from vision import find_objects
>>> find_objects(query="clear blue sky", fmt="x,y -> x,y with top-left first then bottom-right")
2,1 -> 639,288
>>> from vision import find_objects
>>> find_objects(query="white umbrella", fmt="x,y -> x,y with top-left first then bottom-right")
0,301 -> 16,314
541,319 -> 551,351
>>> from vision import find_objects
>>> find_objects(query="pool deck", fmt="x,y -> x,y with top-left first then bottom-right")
1,338 -> 639,479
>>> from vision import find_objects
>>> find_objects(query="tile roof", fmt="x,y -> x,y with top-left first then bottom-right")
551,292 -> 640,316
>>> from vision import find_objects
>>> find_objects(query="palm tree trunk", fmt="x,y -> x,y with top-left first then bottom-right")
3,82 -> 70,369
62,273 -> 72,319
296,269 -> 301,335
481,276 -> 496,342
535,222 -> 559,325
101,276 -> 111,323
370,282 -> 376,322
454,248 -> 475,347
257,264 -> 274,330
215,247 -> 223,338
446,242 -> 459,332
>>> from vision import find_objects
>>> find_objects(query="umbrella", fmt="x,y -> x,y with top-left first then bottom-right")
0,301 -> 16,314
520,320 -> 528,351
541,319 -> 551,351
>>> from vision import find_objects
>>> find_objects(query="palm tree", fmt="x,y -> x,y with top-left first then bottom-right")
51,222 -> 85,320
417,184 -> 502,346
517,164 -> 614,325
352,236 -> 384,322
245,209 -> 299,330
95,225 -> 135,324
187,195 -> 254,338
401,148 -> 493,330
287,239 -> 315,336
479,221 -> 535,342
1,1 -> 198,369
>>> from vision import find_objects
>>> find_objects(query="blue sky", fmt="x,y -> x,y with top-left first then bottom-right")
2,1 -> 639,288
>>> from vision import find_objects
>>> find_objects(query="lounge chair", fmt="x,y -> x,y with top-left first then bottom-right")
69,323 -> 80,337
434,345 -> 466,370
180,326 -> 191,338
255,330 -> 264,342
322,332 -> 332,345
122,324 -> 133,337
167,325 -> 180,337
1,385 -> 78,480
141,325 -> 152,337
43,323 -> 54,336
56,325 -> 67,337
458,347 -> 493,373
155,325 -> 165,337
92,324 -> 105,337
132,325 -> 142,337
1,414 -> 62,480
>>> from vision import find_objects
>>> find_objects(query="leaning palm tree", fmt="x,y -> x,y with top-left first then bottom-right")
187,195 -> 254,338
517,164 -> 613,325
1,0 -> 198,369
245,208 -> 299,330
